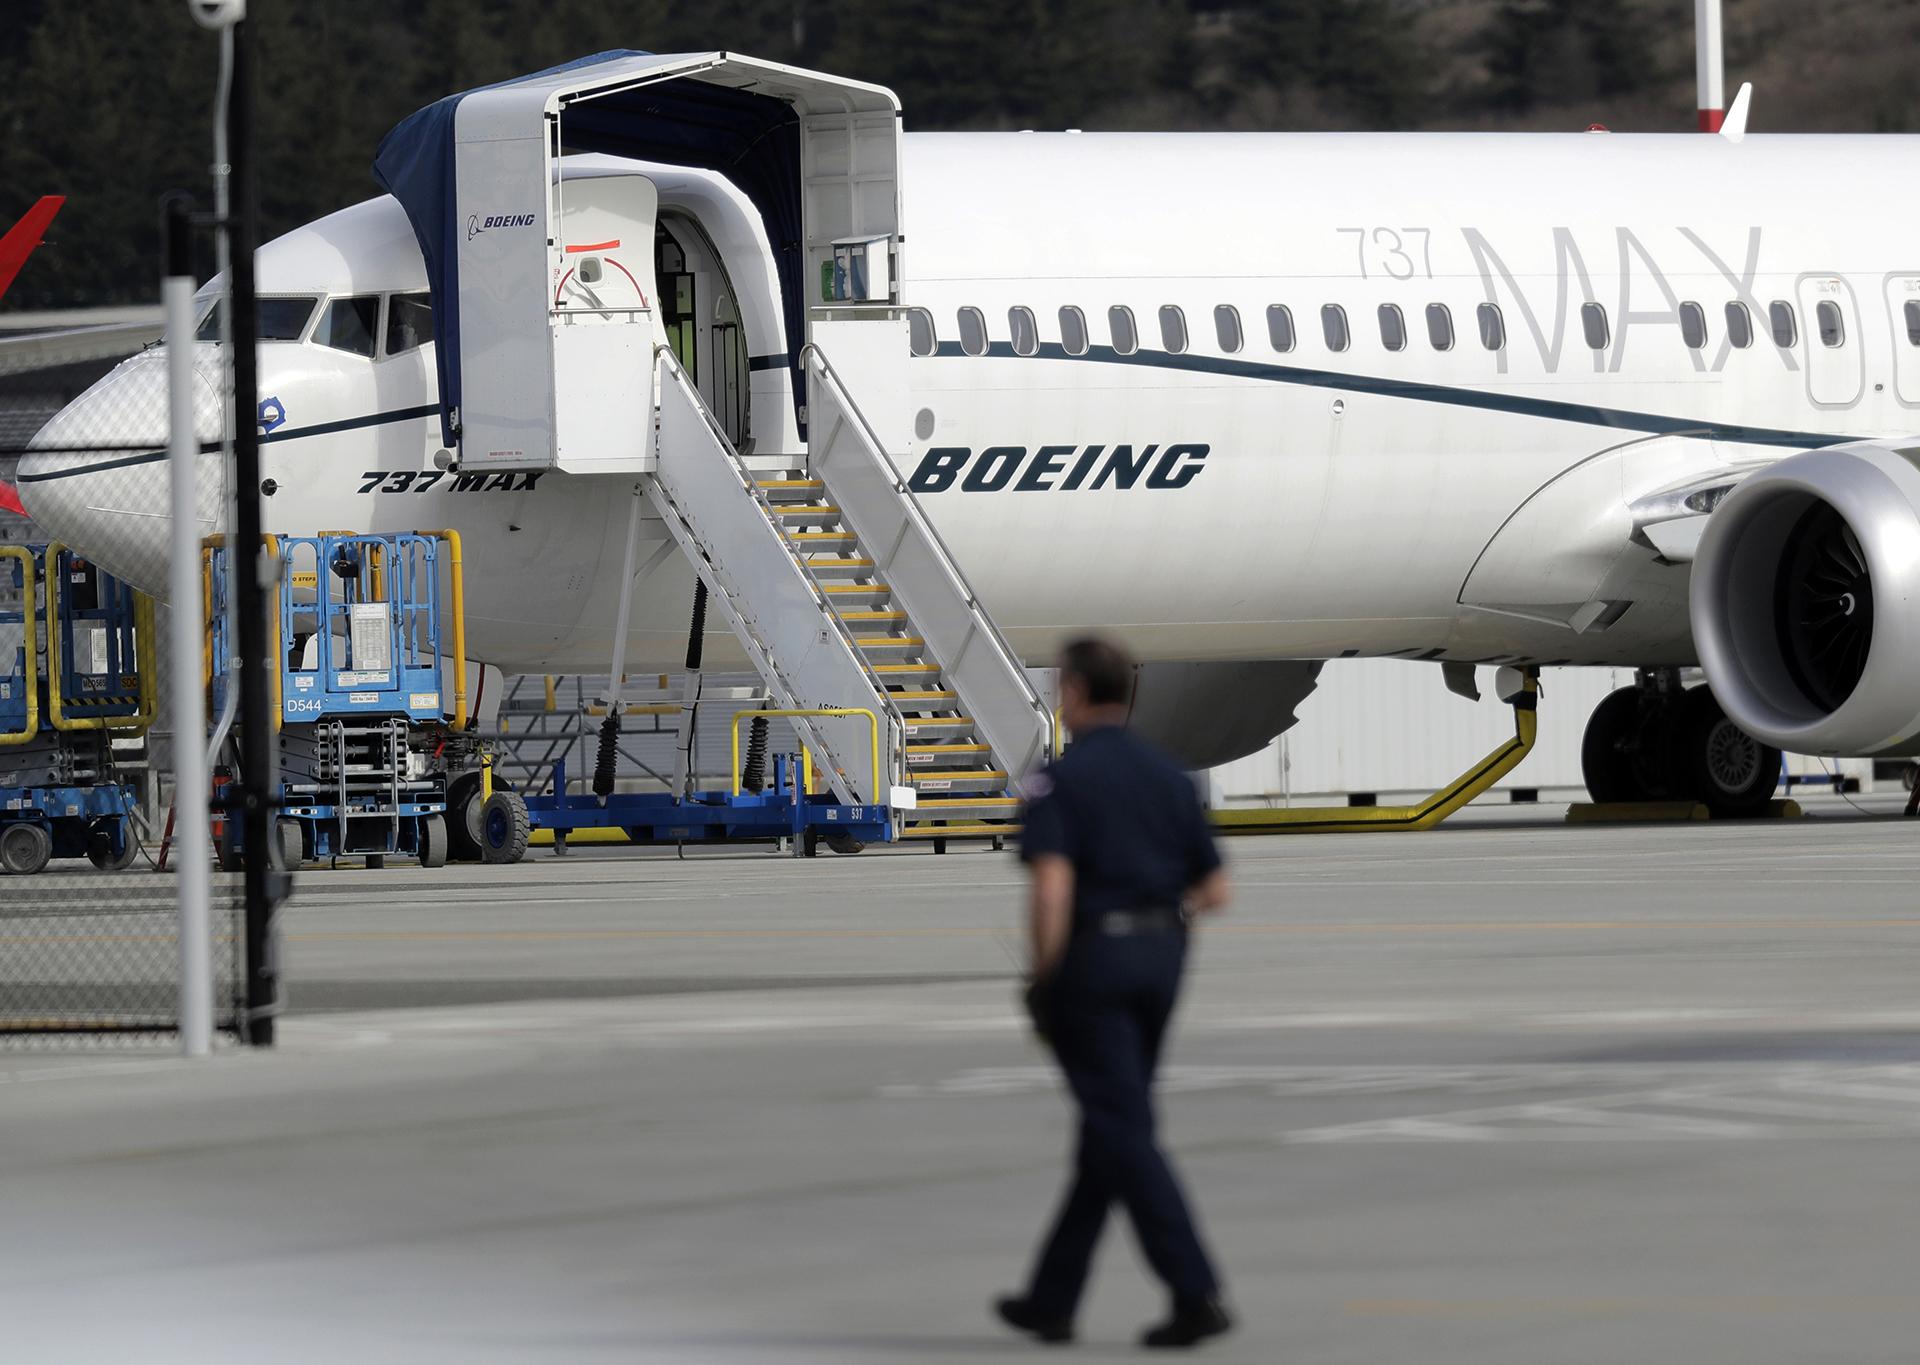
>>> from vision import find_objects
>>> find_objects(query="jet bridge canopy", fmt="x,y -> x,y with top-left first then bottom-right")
372,49 -> 901,469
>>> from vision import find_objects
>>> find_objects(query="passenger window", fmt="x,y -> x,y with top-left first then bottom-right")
958,306 -> 988,357
1213,304 -> 1242,354
1377,303 -> 1406,352
1581,302 -> 1609,350
1009,305 -> 1039,357
1679,301 -> 1708,350
1059,305 -> 1089,356
1724,301 -> 1754,349
384,292 -> 433,357
1906,300 -> 1920,346
1159,305 -> 1188,354
1769,300 -> 1797,348
907,307 -> 936,356
1816,299 -> 1846,348
318,295 -> 380,358
1425,303 -> 1453,351
1477,303 -> 1505,350
1321,304 -> 1349,353
1266,304 -> 1295,353
1108,305 -> 1138,355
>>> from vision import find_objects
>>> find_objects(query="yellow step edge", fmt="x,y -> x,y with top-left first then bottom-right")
822,582 -> 888,594
775,505 -> 841,517
908,770 -> 1008,782
838,609 -> 908,622
899,823 -> 1023,839
786,531 -> 856,540
871,663 -> 940,673
756,479 -> 824,489
855,635 -> 924,648
889,689 -> 959,701
903,716 -> 974,727
906,742 -> 989,753
800,557 -> 875,568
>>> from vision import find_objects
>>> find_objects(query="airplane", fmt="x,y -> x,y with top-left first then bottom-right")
0,195 -> 62,303
16,50 -> 1920,842
0,195 -> 65,517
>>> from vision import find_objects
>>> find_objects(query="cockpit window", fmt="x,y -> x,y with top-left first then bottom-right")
384,292 -> 433,357
195,295 -> 319,343
318,296 -> 380,358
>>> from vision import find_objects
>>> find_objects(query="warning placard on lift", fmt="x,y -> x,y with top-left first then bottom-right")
348,603 -> 393,677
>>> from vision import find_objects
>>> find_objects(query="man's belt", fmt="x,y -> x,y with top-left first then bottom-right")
1093,907 -> 1187,937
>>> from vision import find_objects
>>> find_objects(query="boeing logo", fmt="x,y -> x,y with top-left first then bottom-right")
907,444 -> 1209,494
466,212 -> 538,242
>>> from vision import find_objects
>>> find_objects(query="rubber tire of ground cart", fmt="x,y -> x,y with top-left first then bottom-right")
418,813 -> 450,869
274,818 -> 304,871
479,791 -> 530,865
86,817 -> 140,872
0,821 -> 54,875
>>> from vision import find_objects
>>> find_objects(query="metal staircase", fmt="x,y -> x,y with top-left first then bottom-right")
643,344 -> 1052,844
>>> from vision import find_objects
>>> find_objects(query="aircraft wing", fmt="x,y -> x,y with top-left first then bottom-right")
0,319 -> 162,375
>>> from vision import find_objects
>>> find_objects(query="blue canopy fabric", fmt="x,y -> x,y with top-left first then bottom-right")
372,51 -> 804,448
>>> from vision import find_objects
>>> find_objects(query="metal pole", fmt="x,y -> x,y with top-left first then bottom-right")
1695,0 -> 1725,132
163,196 -> 211,1059
227,13 -> 279,1045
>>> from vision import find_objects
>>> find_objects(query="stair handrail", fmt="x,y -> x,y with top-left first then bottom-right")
799,343 -> 1055,773
651,346 -> 907,798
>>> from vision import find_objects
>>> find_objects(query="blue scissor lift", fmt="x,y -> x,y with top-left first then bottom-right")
209,532 -> 481,869
0,544 -> 153,876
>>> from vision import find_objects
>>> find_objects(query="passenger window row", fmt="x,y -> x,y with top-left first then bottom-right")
909,297 -> 1842,360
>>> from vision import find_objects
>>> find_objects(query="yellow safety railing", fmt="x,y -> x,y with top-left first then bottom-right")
1210,671 -> 1539,834
44,542 -> 157,736
420,529 -> 470,730
731,707 -> 881,801
0,546 -> 39,747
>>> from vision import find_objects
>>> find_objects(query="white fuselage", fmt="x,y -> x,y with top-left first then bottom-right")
22,131 -> 1920,676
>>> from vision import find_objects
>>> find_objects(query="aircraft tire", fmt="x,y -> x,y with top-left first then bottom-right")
480,791 -> 530,865
1,821 -> 54,875
446,773 -> 486,862
1669,685 -> 1782,818
1581,686 -> 1683,804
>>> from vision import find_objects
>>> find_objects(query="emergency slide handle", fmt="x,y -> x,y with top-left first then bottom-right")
0,546 -> 39,746
43,541 -> 158,736
731,707 -> 880,802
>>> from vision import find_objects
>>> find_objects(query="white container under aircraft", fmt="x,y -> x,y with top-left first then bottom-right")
19,50 -> 1920,820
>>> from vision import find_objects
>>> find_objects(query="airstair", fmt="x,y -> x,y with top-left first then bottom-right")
643,345 -> 1052,845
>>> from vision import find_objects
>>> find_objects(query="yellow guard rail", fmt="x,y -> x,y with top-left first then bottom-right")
0,546 -> 39,746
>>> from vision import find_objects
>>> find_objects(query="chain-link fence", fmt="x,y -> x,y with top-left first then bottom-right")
1,334 -> 249,1044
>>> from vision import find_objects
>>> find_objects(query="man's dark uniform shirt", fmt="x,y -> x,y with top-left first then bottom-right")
1015,724 -> 1224,1322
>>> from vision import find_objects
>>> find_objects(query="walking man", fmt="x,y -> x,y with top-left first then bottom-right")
995,636 -> 1234,1350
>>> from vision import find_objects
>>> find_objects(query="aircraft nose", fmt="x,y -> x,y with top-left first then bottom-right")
16,349 -> 224,598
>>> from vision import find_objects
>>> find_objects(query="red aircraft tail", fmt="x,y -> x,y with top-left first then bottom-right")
0,195 -> 63,303
0,482 -> 25,518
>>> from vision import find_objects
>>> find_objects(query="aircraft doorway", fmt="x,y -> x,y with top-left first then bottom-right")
655,215 -> 750,447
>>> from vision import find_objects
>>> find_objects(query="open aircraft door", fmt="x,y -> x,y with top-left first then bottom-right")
374,50 -> 902,476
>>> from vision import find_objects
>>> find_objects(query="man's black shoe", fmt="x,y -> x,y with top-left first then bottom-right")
1140,1295 -> 1234,1349
994,1295 -> 1073,1344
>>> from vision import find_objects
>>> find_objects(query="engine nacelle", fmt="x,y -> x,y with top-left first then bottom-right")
1691,440 -> 1920,756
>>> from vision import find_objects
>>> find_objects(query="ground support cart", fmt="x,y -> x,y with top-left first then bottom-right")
207,531 -> 485,869
0,544 -> 154,875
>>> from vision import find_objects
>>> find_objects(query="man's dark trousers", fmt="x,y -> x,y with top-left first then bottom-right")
1025,927 -> 1220,1316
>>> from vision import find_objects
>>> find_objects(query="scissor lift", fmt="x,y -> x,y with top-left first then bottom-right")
0,544 -> 154,875
207,532 -> 483,869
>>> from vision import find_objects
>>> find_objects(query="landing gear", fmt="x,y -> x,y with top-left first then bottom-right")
1580,675 -> 1781,817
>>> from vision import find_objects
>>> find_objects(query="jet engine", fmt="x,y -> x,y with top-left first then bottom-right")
1690,439 -> 1920,756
